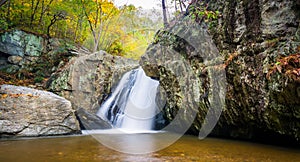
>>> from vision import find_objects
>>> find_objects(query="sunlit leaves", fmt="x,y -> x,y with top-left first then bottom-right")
267,54 -> 300,83
188,2 -> 220,28
1,0 -> 161,60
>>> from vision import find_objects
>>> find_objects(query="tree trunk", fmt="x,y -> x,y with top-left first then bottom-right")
0,0 -> 8,7
47,17 -> 56,38
6,0 -> 10,22
30,0 -> 40,26
162,0 -> 168,27
38,0 -> 45,26
179,0 -> 183,12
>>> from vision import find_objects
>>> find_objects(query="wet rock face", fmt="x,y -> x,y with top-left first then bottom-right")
75,108 -> 112,130
0,85 -> 80,137
209,0 -> 300,141
142,0 -> 300,142
47,51 -> 139,114
211,0 -> 299,47
140,19 -> 226,134
261,0 -> 298,38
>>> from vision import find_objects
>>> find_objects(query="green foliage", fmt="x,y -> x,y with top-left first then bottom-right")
107,40 -> 125,56
0,18 -> 8,31
0,0 -> 161,59
34,76 -> 44,83
0,0 -> 117,43
188,2 -> 220,28
99,5 -> 162,60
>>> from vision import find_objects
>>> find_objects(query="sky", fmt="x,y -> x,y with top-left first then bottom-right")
113,0 -> 161,9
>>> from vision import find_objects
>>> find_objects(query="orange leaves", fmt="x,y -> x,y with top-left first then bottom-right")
0,94 -> 8,99
267,54 -> 300,82
224,52 -> 239,67
0,93 -> 38,99
285,69 -> 300,81
0,71 -> 35,87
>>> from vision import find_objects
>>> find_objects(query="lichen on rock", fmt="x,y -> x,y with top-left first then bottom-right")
47,51 -> 139,114
140,0 -> 300,143
140,18 -> 226,135
0,85 -> 80,137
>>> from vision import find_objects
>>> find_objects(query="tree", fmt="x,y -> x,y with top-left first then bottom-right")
162,0 -> 168,27
0,0 -> 162,59
80,0 -> 119,52
46,10 -> 67,38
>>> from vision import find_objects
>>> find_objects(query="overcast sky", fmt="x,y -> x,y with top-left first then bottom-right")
113,0 -> 162,9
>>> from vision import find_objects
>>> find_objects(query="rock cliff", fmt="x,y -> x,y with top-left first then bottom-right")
209,0 -> 300,142
140,0 -> 300,143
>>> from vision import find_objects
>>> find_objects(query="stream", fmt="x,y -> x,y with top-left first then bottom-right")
0,134 -> 299,162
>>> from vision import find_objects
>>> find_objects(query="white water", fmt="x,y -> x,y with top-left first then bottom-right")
96,67 -> 160,131
81,129 -> 163,135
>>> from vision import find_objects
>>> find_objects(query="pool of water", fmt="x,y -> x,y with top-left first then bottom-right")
0,133 -> 299,162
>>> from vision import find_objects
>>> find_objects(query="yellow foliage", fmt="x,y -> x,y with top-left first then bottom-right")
1,94 -> 8,99
3,0 -> 159,60
88,16 -> 96,24
24,3 -> 30,7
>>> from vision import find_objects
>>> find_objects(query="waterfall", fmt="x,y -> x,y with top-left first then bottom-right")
96,67 -> 160,132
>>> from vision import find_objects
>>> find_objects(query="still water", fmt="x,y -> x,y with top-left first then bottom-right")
0,133 -> 299,162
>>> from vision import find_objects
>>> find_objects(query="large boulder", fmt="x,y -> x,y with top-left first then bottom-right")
141,0 -> 300,143
0,85 -> 80,137
0,30 -> 44,57
47,51 -> 139,114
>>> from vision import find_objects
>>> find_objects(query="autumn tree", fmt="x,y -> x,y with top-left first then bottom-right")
0,0 -> 162,59
80,0 -> 119,52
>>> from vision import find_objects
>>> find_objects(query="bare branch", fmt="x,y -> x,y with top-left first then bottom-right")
0,0 -> 8,7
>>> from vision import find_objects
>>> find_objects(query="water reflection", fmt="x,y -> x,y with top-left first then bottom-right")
0,134 -> 299,162
91,131 -> 182,154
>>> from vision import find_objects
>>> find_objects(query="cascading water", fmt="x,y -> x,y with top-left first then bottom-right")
96,67 -> 160,132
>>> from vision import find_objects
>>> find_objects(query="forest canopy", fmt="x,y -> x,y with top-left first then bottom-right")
0,0 -> 163,59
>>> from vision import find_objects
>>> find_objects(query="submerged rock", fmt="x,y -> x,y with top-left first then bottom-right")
76,108 -> 112,130
0,85 -> 80,137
